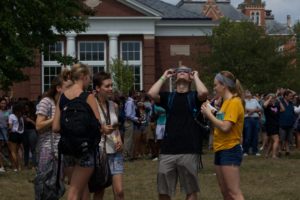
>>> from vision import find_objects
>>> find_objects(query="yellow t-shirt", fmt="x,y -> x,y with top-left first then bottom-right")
213,97 -> 244,152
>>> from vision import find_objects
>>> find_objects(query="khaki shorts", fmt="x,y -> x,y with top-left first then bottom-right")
157,154 -> 200,197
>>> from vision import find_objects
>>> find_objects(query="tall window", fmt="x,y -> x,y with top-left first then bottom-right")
120,41 -> 142,90
251,11 -> 260,25
42,42 -> 63,92
78,41 -> 106,89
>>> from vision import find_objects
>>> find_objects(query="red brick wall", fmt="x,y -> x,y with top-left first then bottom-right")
143,36 -> 155,91
155,36 -> 209,79
9,52 -> 42,101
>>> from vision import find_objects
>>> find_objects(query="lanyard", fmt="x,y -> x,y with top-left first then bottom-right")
100,101 -> 111,125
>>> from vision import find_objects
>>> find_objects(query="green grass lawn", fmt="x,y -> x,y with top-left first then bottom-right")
0,151 -> 300,200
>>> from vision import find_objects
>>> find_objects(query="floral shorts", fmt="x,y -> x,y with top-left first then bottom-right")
63,151 -> 97,168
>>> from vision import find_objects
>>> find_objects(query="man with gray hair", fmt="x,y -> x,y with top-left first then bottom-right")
148,66 -> 208,200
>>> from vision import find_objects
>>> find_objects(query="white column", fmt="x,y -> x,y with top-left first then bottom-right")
108,33 -> 119,64
65,32 -> 77,68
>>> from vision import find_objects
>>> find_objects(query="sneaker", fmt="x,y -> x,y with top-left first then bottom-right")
152,157 -> 158,161
0,167 -> 5,173
255,153 -> 261,156
259,146 -> 264,151
243,153 -> 248,157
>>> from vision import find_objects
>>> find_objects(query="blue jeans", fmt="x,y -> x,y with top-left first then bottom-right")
243,117 -> 260,154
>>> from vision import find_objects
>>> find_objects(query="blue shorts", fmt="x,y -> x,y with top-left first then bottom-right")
107,152 -> 124,175
214,144 -> 243,166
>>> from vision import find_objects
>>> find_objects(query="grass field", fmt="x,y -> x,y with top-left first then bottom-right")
0,151 -> 300,200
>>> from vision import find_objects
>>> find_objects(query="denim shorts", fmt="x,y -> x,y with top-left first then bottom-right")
107,152 -> 124,175
214,144 -> 243,166
0,127 -> 8,141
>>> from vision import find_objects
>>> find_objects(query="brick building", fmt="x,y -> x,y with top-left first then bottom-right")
4,0 -> 295,100
7,0 -> 215,100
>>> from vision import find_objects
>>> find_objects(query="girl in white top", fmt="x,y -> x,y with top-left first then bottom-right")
93,71 -> 124,200
8,102 -> 24,171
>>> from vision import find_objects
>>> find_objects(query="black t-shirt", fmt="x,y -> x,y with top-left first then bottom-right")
157,91 -> 204,154
264,104 -> 280,128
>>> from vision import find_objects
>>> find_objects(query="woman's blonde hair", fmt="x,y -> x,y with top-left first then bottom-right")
70,63 -> 90,81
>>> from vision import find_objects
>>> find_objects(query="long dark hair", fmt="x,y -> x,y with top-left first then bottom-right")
44,69 -> 71,102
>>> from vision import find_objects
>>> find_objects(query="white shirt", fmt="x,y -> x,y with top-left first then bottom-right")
8,114 -> 24,134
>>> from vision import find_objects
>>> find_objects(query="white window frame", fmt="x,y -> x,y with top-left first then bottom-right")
120,41 -> 143,91
77,41 -> 107,70
42,41 -> 64,93
78,41 -> 107,89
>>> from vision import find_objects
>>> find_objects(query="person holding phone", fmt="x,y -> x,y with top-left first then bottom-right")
93,71 -> 124,200
148,66 -> 208,200
201,71 -> 245,200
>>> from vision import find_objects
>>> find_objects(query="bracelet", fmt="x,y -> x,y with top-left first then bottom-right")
160,76 -> 166,82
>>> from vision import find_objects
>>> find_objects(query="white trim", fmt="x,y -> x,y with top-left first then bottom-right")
82,18 -> 157,35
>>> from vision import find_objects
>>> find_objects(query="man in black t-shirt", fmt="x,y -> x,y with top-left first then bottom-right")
148,66 -> 208,200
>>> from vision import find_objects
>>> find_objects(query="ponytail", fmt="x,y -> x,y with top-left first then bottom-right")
218,71 -> 244,103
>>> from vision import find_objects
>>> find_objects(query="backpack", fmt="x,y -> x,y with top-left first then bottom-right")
167,91 -> 210,153
59,92 -> 101,158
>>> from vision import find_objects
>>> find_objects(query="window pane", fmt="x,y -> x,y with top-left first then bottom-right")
122,43 -> 127,51
134,42 -> 140,51
99,53 -> 104,61
50,67 -> 55,74
122,52 -> 127,60
86,43 -> 92,51
99,43 -> 104,51
92,43 -> 98,52
92,52 -> 98,60
80,43 -> 85,51
44,67 -> 49,74
128,43 -> 134,51
86,53 -> 92,60
128,52 -> 133,60
135,52 -> 140,60
80,53 -> 85,60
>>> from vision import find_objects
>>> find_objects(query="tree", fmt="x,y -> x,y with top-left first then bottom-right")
0,0 -> 92,91
108,59 -> 134,95
294,21 -> 300,64
198,18 -> 298,93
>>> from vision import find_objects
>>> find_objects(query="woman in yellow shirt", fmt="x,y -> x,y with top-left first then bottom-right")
201,71 -> 245,200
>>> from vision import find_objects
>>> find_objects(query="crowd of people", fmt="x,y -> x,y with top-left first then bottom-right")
0,64 -> 300,200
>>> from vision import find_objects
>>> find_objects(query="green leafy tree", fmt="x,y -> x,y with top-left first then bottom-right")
0,0 -> 92,91
198,19 -> 297,93
108,59 -> 134,95
294,21 -> 300,64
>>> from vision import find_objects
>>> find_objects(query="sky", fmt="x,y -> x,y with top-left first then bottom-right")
162,0 -> 300,25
